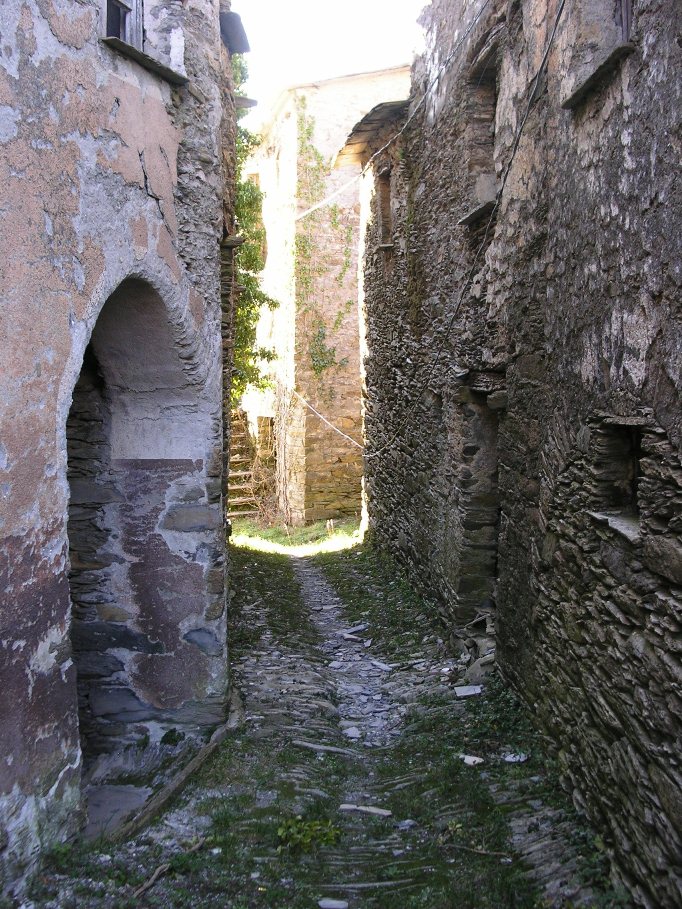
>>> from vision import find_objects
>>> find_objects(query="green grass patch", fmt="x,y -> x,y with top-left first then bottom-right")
232,515 -> 361,551
312,541 -> 435,659
228,542 -> 318,648
31,535 -> 628,908
277,816 -> 341,854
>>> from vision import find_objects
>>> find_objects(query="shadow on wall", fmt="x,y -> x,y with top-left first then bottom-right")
66,278 -> 223,769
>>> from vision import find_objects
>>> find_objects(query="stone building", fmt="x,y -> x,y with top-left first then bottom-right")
349,1 -> 682,905
0,0 -> 245,894
241,66 -> 410,525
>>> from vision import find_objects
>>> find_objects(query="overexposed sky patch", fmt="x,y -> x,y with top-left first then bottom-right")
237,0 -> 427,127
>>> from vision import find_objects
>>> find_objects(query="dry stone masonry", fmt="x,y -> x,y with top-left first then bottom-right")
350,1 -> 682,906
0,0 -> 244,896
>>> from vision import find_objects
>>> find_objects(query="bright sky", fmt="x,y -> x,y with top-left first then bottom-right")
238,0 -> 427,128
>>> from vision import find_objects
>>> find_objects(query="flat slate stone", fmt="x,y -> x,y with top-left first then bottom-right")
370,659 -> 393,672
183,628 -> 223,656
460,754 -> 485,766
339,803 -> 392,817
85,784 -> 152,839
292,740 -> 356,757
454,685 -> 483,698
161,503 -> 221,532
71,621 -> 164,655
502,752 -> 528,763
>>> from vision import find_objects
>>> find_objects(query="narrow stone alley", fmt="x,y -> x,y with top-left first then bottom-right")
30,530 -> 627,909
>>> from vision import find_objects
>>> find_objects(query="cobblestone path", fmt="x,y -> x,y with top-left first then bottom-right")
31,541 -> 626,909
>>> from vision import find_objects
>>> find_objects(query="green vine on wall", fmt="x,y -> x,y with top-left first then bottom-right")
295,96 -> 327,317
231,56 -> 278,406
295,97 -> 355,383
308,319 -> 337,376
333,299 -> 354,332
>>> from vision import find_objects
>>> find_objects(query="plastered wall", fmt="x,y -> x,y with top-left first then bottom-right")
0,0 -> 235,894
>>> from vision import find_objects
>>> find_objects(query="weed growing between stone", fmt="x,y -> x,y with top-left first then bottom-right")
314,543 -> 630,908
312,541 -> 436,660
277,816 -> 341,854
29,535 -> 627,908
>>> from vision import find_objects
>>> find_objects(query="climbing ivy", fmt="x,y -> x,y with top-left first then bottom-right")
332,299 -> 354,332
308,319 -> 338,376
295,95 -> 327,317
294,97 -> 355,385
231,56 -> 278,405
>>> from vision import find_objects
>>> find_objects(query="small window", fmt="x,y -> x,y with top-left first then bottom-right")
376,166 -> 392,248
106,0 -> 143,50
597,424 -> 642,514
457,24 -> 501,231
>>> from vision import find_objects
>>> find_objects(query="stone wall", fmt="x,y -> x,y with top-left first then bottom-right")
357,0 -> 682,905
0,0 -> 237,895
244,67 -> 410,524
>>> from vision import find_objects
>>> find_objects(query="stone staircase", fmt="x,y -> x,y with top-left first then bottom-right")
227,410 -> 259,521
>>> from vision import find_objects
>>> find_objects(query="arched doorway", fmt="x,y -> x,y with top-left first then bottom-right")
66,279 -> 227,769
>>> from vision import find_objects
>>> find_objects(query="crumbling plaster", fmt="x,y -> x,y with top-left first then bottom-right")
0,0 -> 235,894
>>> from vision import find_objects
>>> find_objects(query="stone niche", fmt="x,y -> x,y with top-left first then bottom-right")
66,278 -> 227,763
448,381 -> 504,626
558,0 -> 634,109
531,412 -> 682,905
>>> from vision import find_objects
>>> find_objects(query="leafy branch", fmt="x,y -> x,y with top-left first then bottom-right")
230,56 -> 279,406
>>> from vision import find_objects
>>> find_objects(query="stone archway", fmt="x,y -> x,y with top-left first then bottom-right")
66,278 -> 227,767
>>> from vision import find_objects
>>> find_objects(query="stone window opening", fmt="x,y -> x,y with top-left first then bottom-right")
105,0 -> 143,50
449,383 -> 504,634
588,422 -> 643,544
458,25 -> 502,232
601,424 -> 642,513
100,0 -> 189,86
376,165 -> 393,250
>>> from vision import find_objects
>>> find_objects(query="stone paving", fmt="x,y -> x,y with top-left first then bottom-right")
150,552 -> 601,907
30,542 -> 626,908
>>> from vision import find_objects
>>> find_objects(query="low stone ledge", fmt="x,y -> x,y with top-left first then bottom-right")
587,510 -> 641,545
561,43 -> 634,111
100,38 -> 189,86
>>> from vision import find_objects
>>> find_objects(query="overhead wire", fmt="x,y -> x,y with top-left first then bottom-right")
287,0 -> 495,446
288,0 -> 567,458
290,388 -> 364,450
294,0 -> 494,222
362,0 -> 567,461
